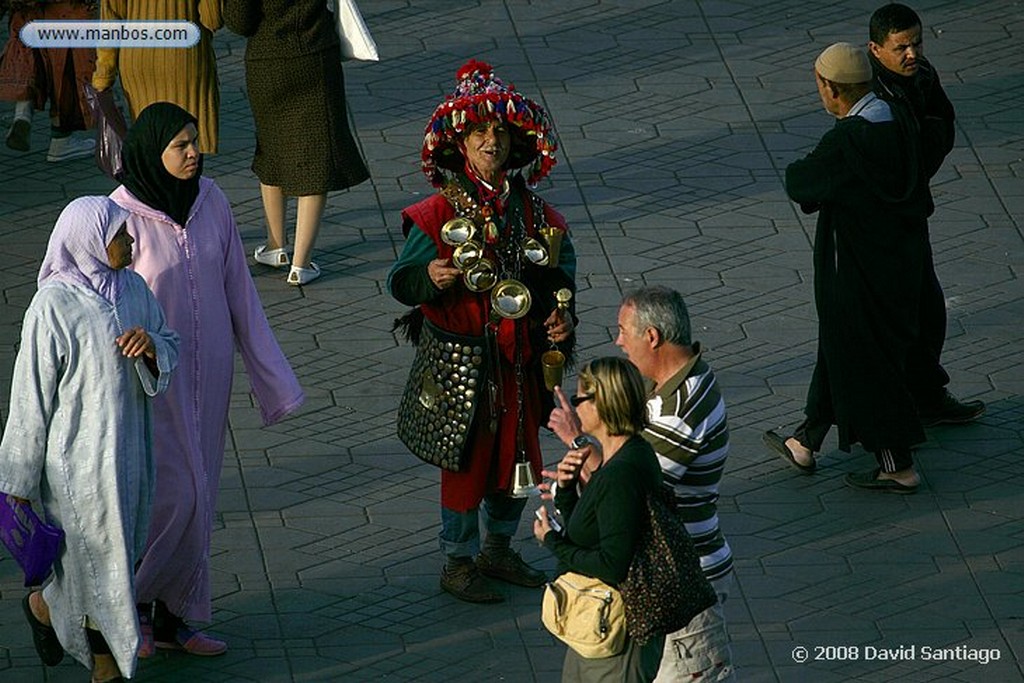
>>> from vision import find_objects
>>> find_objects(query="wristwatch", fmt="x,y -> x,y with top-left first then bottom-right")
571,434 -> 589,449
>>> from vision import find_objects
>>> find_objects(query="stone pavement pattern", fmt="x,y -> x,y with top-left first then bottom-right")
0,1 -> 1021,681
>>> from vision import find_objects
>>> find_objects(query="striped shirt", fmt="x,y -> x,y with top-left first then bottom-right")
642,347 -> 733,580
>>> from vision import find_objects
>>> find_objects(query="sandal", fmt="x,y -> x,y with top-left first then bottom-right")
254,244 -> 291,268
22,592 -> 64,666
155,627 -> 227,656
287,262 -> 321,286
844,468 -> 918,494
763,430 -> 816,474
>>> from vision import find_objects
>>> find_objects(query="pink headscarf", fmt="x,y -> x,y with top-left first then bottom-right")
38,196 -> 131,305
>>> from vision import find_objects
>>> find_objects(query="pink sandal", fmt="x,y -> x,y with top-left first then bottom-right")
155,627 -> 227,656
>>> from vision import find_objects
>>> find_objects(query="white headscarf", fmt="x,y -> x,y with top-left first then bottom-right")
38,196 -> 131,305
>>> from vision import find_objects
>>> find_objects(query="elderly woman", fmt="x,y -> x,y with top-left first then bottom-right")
389,60 -> 576,604
0,196 -> 178,682
110,101 -> 304,656
534,357 -> 665,682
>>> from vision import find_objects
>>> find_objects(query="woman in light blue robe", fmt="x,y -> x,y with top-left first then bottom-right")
0,196 -> 179,681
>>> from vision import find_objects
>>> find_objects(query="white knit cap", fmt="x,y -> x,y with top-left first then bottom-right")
815,42 -> 872,84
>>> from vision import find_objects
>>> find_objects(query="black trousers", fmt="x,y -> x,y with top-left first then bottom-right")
795,417 -> 913,473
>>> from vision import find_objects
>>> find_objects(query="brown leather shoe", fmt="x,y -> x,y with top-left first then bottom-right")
476,548 -> 547,587
440,561 -> 504,603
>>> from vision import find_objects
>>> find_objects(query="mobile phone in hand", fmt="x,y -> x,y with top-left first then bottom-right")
535,507 -> 562,533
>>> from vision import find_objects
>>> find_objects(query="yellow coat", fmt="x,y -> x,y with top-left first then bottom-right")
93,0 -> 222,153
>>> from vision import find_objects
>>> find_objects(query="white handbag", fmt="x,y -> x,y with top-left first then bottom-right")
328,0 -> 379,62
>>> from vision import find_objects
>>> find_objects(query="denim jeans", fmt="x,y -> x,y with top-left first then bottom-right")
439,493 -> 527,558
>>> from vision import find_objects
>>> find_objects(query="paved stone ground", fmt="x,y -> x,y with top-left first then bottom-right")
1,1 -> 1022,681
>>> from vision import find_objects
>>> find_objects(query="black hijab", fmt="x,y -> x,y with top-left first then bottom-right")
121,102 -> 203,227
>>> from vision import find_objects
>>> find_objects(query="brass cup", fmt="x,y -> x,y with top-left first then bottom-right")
541,349 -> 566,391
539,227 -> 563,268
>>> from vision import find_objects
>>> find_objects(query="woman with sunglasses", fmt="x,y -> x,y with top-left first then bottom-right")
533,356 -> 665,682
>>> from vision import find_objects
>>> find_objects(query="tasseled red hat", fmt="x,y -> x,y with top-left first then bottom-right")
421,59 -> 558,187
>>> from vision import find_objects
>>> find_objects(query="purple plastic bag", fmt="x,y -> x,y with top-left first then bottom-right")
83,82 -> 129,181
0,494 -> 64,587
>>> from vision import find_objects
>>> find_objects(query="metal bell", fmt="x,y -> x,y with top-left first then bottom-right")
510,461 -> 540,498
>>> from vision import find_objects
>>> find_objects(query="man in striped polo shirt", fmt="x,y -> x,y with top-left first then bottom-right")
548,286 -> 735,682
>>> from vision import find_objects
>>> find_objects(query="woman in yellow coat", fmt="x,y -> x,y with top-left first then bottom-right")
92,0 -> 221,153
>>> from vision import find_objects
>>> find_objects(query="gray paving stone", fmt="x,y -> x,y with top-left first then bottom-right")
1,1 -> 1022,681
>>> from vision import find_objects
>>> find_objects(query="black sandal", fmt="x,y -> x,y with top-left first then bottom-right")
22,592 -> 64,665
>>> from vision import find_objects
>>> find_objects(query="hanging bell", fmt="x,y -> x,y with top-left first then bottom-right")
510,461 -> 540,498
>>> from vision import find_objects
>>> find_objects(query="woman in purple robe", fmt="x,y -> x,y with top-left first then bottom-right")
110,102 -> 304,657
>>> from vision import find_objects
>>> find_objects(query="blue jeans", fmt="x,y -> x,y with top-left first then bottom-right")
439,494 -> 527,559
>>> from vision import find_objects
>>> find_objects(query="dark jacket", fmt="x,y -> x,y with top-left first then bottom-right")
871,54 -> 955,180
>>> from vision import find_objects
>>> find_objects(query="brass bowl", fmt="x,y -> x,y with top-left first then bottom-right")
522,237 -> 549,267
464,259 -> 497,292
440,217 -> 476,246
490,279 -> 532,319
452,241 -> 483,271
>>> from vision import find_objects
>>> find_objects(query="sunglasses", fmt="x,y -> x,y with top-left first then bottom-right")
570,394 -> 594,407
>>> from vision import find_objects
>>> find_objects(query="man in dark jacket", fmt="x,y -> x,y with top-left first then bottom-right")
868,3 -> 986,426
764,43 -> 931,493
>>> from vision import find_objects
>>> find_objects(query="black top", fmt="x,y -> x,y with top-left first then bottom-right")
544,435 -> 662,586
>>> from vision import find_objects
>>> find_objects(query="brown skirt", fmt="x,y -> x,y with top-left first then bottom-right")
245,43 -> 369,196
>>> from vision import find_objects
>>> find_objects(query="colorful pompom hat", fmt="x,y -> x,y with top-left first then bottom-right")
421,59 -> 558,188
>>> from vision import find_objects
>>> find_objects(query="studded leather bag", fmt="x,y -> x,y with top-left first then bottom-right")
397,319 -> 488,472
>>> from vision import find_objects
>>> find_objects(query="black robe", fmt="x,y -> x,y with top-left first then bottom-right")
785,101 -> 932,453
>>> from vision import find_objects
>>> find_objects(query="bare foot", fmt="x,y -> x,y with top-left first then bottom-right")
784,437 -> 815,467
29,591 -> 52,627
91,653 -> 121,682
877,468 -> 920,488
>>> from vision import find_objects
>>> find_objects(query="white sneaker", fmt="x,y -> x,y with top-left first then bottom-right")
47,135 -> 96,162
287,262 -> 321,286
254,244 -> 291,268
